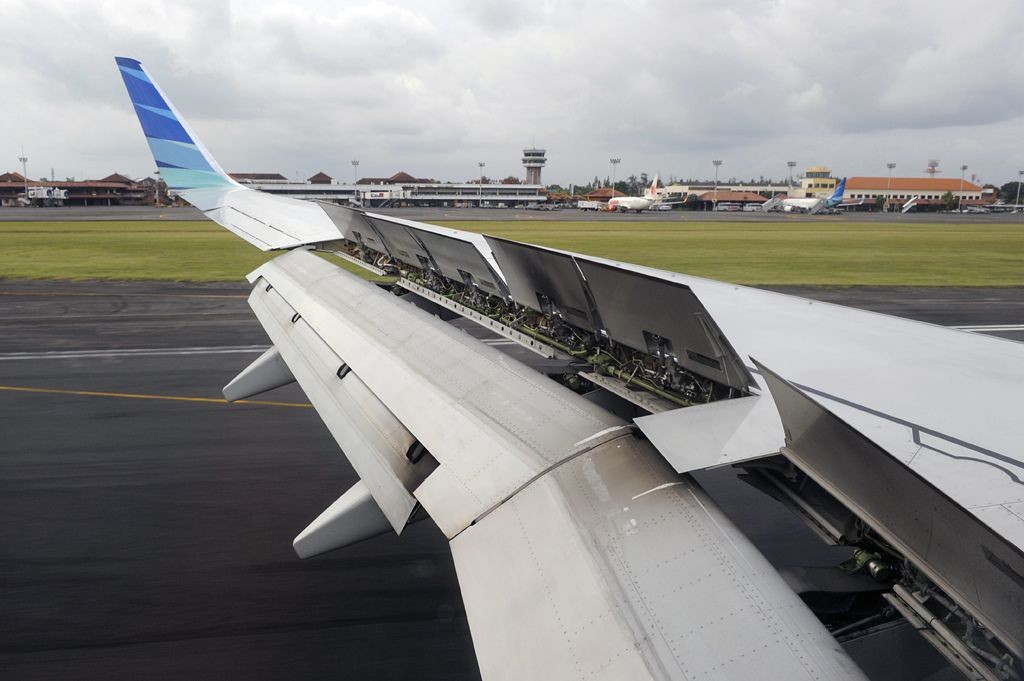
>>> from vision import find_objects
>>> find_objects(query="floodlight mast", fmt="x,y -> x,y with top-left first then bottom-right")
18,149 -> 28,201
478,162 -> 485,206
609,158 -> 621,205
958,164 -> 968,212
712,160 -> 723,210
887,163 -> 896,212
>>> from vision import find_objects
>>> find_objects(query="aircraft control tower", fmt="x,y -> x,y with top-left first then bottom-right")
522,148 -> 546,185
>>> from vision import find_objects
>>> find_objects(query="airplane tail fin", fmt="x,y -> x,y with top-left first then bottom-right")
830,178 -> 847,202
648,174 -> 660,198
114,57 -> 237,192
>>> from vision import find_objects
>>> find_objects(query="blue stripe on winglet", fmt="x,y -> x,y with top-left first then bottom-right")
137,103 -> 180,121
158,167 -> 233,189
119,69 -> 167,110
146,138 -> 212,172
133,104 -> 193,144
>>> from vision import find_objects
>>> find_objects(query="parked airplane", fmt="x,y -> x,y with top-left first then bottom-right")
767,178 -> 847,214
117,57 -> 1024,681
988,202 -> 1024,213
606,175 -> 670,212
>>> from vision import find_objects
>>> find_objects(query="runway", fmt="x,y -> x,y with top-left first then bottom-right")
0,281 -> 479,680
4,203 -> 1024,224
1,279 -> 1021,680
0,205 -> 205,221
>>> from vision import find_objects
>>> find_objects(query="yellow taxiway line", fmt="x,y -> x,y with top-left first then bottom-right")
0,384 -> 311,408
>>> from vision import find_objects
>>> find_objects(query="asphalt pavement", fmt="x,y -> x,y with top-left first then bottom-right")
0,281 -> 479,680
1,279 -> 1020,680
0,206 -> 205,221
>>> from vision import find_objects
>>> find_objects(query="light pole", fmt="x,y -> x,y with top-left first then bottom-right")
609,158 -> 621,202
958,164 -> 968,212
712,160 -> 722,211
1015,170 -> 1023,211
18,150 -> 28,202
478,162 -> 485,206
886,162 -> 896,212
350,160 -> 360,206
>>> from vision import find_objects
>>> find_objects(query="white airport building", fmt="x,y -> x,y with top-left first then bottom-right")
229,149 -> 549,208
664,181 -> 790,200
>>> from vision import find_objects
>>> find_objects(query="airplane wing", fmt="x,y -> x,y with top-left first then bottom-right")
117,57 -> 1024,680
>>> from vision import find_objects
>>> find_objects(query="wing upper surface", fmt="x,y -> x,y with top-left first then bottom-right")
247,250 -> 868,680
453,433 -> 866,681
249,249 -> 622,537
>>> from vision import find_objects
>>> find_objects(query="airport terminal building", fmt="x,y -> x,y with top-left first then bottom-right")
0,172 -> 163,206
1,147 -> 550,209
228,149 -> 551,208
229,169 -> 548,208
844,177 -> 986,210
664,181 -> 789,200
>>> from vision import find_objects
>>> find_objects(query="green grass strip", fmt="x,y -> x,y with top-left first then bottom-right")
0,219 -> 1021,286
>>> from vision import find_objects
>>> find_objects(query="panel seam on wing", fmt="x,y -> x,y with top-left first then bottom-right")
451,426 -> 635,539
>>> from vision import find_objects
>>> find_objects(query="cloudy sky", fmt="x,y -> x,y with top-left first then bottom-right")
2,0 -> 1022,187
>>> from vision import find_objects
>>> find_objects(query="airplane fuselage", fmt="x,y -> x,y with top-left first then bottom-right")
607,196 -> 656,212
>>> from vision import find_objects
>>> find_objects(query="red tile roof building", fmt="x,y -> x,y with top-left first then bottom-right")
0,171 -> 163,206
845,177 -> 987,210
584,187 -> 625,200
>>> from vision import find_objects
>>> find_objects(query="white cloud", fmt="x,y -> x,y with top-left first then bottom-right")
1,0 -> 1021,185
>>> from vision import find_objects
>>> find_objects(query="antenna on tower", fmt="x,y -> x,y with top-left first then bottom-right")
924,159 -> 941,177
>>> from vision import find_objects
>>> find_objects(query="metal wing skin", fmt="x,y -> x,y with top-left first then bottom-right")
117,58 -> 1024,678
245,250 -> 866,681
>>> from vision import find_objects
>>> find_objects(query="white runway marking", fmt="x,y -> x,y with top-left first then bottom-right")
0,337 -> 523,362
0,345 -> 270,361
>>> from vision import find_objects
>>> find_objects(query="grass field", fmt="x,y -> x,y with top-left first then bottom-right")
1,219 -> 1022,286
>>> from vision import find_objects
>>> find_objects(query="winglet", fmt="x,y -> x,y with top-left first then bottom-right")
114,56 -> 237,192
